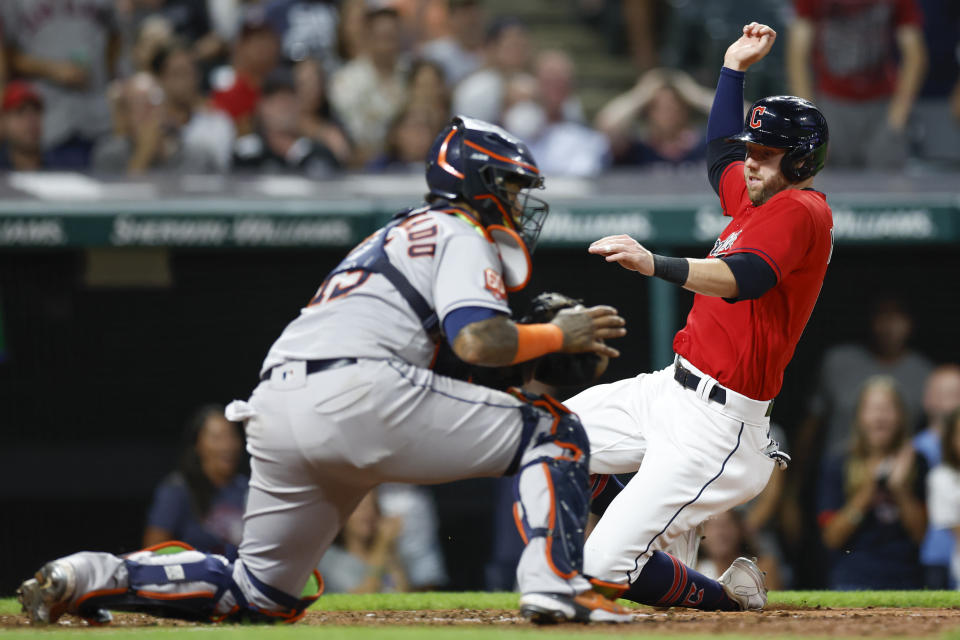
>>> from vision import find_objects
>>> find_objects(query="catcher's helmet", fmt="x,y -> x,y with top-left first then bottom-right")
426,115 -> 548,251
727,96 -> 829,182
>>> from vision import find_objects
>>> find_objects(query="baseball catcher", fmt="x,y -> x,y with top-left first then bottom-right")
18,116 -> 631,626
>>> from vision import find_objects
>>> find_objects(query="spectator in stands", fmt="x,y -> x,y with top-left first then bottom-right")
127,14 -> 174,76
817,376 -> 928,590
419,0 -> 485,85
119,0 -> 226,70
927,408 -> 960,588
233,66 -> 341,176
378,483 -> 448,590
910,0 -> 960,165
293,57 -> 352,167
915,366 -> 960,467
154,41 -> 236,172
406,58 -> 451,116
93,52 -> 235,175
502,49 -> 610,177
594,67 -> 713,167
1,0 -> 121,169
696,509 -> 784,591
788,295 -> 932,589
317,489 -> 409,593
92,73 -> 165,174
787,0 -> 928,169
336,0 -> 368,62
330,3 -> 409,165
452,16 -> 532,124
391,0 -> 447,49
0,81 -> 56,170
264,0 -> 340,68
914,365 -> 960,587
210,8 -> 281,136
620,0 -> 659,71
366,100 -> 445,171
798,296 -> 933,464
143,405 -> 248,560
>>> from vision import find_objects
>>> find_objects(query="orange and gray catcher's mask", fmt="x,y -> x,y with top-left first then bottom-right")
426,115 -> 549,252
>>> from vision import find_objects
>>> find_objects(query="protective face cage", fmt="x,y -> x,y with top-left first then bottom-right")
475,164 -> 549,253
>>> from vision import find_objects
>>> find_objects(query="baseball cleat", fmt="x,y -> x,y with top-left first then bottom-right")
520,589 -> 633,624
718,556 -> 768,611
17,561 -> 76,624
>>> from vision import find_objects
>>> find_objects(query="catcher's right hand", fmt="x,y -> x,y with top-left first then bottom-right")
551,305 -> 625,359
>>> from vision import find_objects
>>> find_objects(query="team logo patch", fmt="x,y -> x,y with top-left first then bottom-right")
749,106 -> 766,129
710,230 -> 741,256
483,268 -> 507,300
683,583 -> 705,606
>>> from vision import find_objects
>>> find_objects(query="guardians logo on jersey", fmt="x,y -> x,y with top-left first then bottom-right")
709,230 -> 741,257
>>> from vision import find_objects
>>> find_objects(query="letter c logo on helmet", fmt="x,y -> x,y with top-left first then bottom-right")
727,96 -> 830,183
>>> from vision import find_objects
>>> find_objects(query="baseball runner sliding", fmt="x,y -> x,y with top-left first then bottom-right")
570,22 -> 833,610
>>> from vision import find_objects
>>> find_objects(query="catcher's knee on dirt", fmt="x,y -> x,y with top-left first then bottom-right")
507,393 -> 591,579
73,542 -> 322,624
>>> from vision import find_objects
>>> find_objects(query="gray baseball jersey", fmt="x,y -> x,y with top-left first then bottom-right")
262,207 -> 511,374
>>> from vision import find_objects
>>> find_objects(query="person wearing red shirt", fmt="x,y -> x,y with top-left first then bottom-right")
787,0 -> 927,168
566,22 -> 833,611
209,12 -> 280,136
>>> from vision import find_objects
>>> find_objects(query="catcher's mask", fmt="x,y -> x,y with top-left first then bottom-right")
426,115 -> 549,253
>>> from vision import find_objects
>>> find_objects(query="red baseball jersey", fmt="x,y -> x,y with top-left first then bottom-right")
673,161 -> 834,400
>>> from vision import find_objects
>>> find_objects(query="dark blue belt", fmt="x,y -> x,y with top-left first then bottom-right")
674,361 -> 775,417
260,358 -> 358,382
674,362 -> 727,405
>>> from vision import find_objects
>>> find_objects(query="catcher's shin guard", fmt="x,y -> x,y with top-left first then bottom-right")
65,542 -> 239,622
65,542 -> 323,624
508,392 -> 591,592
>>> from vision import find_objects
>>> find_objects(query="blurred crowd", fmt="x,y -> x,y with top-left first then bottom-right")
0,0 -> 957,176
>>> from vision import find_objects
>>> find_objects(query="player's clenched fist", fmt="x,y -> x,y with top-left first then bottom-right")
589,235 -> 655,276
550,305 -> 626,359
723,22 -> 776,72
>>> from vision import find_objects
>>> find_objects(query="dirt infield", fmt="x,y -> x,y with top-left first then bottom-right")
3,605 -> 960,635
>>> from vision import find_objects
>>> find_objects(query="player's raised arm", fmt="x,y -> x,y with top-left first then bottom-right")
706,23 -> 777,194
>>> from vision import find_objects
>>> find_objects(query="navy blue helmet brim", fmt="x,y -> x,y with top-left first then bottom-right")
725,131 -> 794,149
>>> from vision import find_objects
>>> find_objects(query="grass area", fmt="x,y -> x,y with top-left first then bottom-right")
4,590 -> 959,616
2,591 -> 959,640
767,590 -> 960,608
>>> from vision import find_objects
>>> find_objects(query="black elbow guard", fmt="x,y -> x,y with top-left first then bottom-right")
721,252 -> 777,301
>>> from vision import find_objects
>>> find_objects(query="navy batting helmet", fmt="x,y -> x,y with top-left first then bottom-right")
426,116 -> 548,251
727,96 -> 829,182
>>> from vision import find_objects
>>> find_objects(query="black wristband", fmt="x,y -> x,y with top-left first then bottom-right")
652,254 -> 689,286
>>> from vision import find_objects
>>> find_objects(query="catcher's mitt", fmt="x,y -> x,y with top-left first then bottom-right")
519,292 -> 608,388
